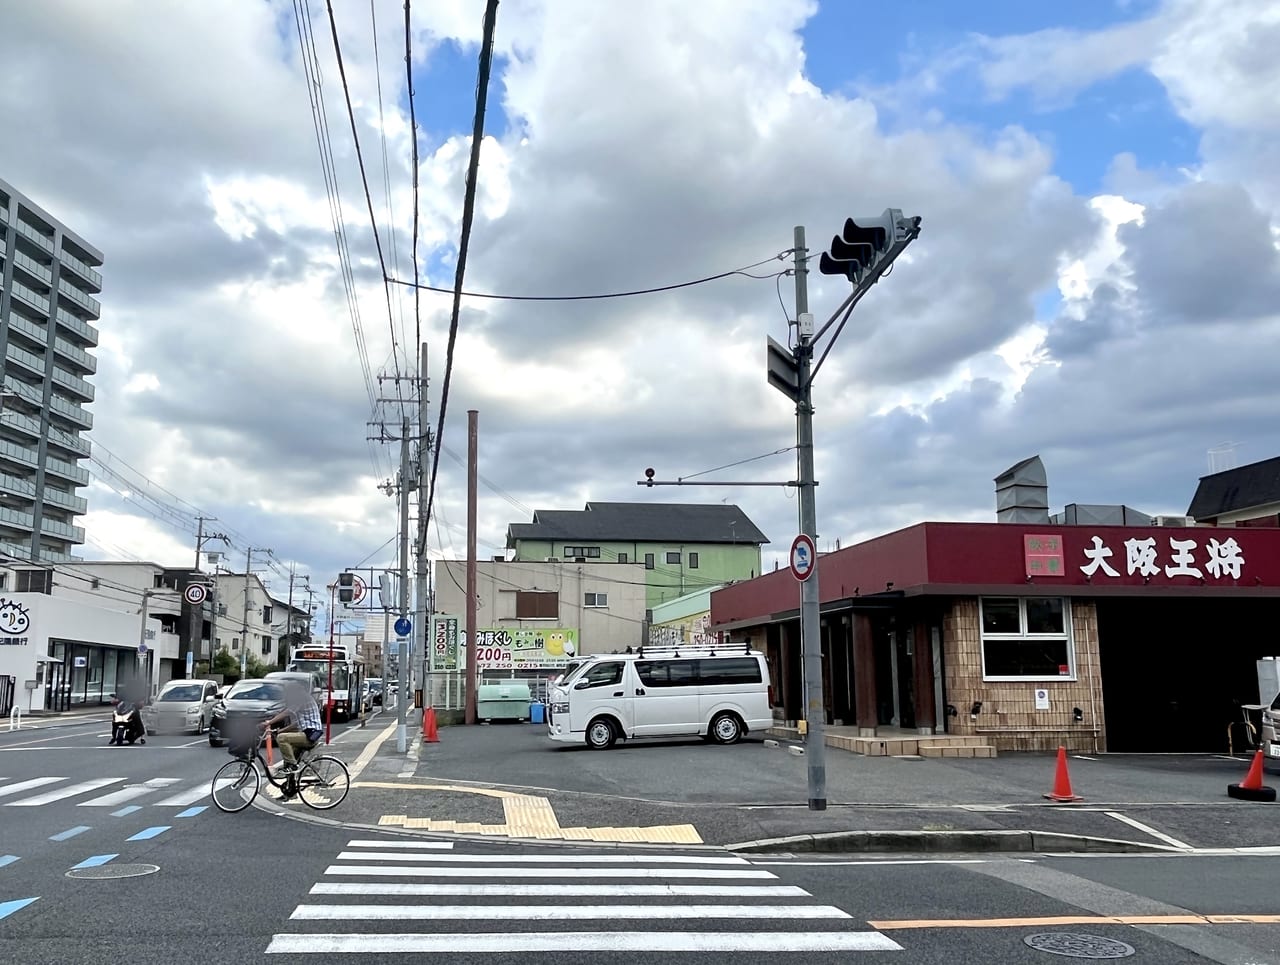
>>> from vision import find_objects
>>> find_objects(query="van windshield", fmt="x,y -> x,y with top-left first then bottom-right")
555,661 -> 587,685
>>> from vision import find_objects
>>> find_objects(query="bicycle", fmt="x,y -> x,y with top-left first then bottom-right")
210,726 -> 350,813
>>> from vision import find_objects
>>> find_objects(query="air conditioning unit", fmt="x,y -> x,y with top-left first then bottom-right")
1153,515 -> 1195,527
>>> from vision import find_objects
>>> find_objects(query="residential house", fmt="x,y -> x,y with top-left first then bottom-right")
505,502 -> 767,611
1187,455 -> 1280,527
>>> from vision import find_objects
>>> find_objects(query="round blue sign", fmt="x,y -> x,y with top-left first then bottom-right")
394,617 -> 412,636
137,642 -> 148,655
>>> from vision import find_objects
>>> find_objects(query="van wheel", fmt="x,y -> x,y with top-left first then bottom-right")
586,717 -> 617,750
710,712 -> 743,745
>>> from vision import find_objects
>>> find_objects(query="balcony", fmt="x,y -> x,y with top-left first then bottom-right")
43,486 -> 88,515
8,280 -> 50,317
44,454 -> 90,486
58,248 -> 103,293
47,394 -> 93,431
12,249 -> 53,286
46,424 -> 90,459
0,471 -> 37,501
13,219 -> 54,255
0,410 -> 41,443
40,516 -> 85,542
0,440 -> 39,470
5,343 -> 47,379
55,306 -> 99,346
0,506 -> 35,533
51,366 -> 94,402
0,539 -> 32,561
4,314 -> 50,351
57,276 -> 101,318
52,335 -> 97,375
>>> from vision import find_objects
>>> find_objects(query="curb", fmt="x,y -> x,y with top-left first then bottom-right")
725,829 -> 1178,855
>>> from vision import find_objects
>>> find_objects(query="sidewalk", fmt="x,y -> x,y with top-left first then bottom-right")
266,717 -> 1280,853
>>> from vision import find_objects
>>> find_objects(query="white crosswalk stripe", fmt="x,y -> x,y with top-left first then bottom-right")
0,775 -> 211,808
266,840 -> 904,955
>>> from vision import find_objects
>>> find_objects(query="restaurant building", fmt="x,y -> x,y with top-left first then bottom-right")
709,457 -> 1280,754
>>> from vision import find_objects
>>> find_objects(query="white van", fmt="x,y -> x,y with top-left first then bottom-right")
546,644 -> 771,749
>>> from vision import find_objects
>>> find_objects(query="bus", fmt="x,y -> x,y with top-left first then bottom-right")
288,644 -> 364,723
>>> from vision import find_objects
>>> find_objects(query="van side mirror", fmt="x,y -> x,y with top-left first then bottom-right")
573,679 -> 591,690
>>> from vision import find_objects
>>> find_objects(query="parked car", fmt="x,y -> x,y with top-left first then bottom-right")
365,678 -> 383,707
208,679 -> 287,748
1263,690 -> 1280,759
143,679 -> 219,735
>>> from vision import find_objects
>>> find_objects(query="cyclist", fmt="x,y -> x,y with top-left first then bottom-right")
260,681 -> 324,774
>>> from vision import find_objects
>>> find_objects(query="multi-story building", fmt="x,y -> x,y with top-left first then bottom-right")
0,178 -> 100,563
210,571 -> 277,665
506,502 -> 768,611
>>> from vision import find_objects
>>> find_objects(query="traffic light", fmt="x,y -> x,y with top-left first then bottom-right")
338,571 -> 355,604
818,209 -> 918,284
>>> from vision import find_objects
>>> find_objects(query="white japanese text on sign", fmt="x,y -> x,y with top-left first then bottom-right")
1079,535 -> 1245,580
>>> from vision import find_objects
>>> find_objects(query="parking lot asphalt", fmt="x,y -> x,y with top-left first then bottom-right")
272,719 -> 1280,851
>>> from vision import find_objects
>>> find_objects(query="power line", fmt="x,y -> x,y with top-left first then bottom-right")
387,255 -> 789,302
404,0 -> 423,362
423,0 -> 500,548
324,0 -> 407,414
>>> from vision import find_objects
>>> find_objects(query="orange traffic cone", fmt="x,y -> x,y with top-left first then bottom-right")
265,728 -> 274,767
1043,745 -> 1082,802
1227,749 -> 1276,802
422,706 -> 439,743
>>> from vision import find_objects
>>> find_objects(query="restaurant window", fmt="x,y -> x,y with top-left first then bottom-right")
980,597 -> 1073,680
515,590 -> 558,619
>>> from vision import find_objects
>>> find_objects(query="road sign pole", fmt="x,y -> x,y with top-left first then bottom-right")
793,226 -> 827,811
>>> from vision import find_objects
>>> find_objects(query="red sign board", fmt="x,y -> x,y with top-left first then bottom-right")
1024,534 -> 1065,578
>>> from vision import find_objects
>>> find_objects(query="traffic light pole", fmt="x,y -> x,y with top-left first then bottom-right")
792,226 -> 827,811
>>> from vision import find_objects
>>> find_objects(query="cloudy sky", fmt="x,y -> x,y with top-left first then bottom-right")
2,0 -> 1278,625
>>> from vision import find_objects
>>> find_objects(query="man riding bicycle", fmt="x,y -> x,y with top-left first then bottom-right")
260,680 -> 325,772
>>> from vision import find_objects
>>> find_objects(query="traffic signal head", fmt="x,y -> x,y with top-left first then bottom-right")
338,571 -> 355,604
818,209 -> 919,284
644,468 -> 655,487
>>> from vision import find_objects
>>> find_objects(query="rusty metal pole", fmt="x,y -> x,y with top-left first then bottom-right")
464,409 -> 479,725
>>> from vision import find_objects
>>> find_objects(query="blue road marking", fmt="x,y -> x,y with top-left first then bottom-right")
112,805 -> 142,817
0,855 -> 19,868
0,897 -> 39,920
71,854 -> 117,870
49,826 -> 91,842
175,806 -> 206,818
126,826 -> 170,841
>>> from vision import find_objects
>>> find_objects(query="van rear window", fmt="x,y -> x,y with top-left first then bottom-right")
635,657 -> 761,687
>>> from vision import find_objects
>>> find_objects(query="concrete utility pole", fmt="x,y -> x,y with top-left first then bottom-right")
396,414 -> 412,753
241,547 -> 271,678
415,342 -> 431,704
792,227 -> 827,811
464,409 -> 479,726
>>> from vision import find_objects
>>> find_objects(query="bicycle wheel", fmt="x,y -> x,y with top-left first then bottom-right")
296,755 -> 350,810
211,758 -> 260,813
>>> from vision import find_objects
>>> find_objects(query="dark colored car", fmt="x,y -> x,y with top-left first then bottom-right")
208,679 -> 286,748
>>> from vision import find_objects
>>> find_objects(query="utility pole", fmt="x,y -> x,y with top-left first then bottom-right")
415,342 -> 431,706
397,414 -> 412,753
241,546 -> 271,678
464,409 -> 479,726
792,226 -> 827,811
284,561 -> 297,670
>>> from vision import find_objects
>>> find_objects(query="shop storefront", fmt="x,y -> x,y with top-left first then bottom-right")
710,522 -> 1280,753
45,639 -> 153,710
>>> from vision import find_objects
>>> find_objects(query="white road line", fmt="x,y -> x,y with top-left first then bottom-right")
1104,811 -> 1193,850
79,778 -> 182,808
324,865 -> 775,879
750,859 -> 991,867
0,777 -> 65,800
153,783 -> 216,806
266,931 -> 903,954
6,778 -> 121,806
310,882 -> 810,898
290,903 -> 851,921
344,839 -> 454,850
334,851 -> 748,865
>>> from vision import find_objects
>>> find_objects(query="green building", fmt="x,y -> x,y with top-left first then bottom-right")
506,502 -> 767,611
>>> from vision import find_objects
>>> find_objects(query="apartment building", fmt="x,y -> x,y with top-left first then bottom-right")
0,177 -> 100,563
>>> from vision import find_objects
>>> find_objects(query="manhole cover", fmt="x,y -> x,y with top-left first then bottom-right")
1023,933 -> 1135,958
66,863 -> 160,880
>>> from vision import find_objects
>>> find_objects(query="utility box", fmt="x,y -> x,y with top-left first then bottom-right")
476,682 -> 532,723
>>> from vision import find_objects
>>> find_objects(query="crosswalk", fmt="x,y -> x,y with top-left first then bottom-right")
265,839 -> 904,955
0,775 -> 212,809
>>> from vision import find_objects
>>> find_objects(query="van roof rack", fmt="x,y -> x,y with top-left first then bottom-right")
630,641 -> 752,659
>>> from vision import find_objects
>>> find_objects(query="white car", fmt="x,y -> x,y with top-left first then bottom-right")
143,679 -> 220,735
1263,691 -> 1280,758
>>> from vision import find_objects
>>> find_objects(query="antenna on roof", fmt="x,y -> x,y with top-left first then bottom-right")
1207,442 -> 1239,473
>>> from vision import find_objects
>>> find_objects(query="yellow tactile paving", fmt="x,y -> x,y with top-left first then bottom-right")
362,780 -> 704,845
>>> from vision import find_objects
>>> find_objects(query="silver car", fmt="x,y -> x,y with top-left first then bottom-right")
143,679 -> 219,735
